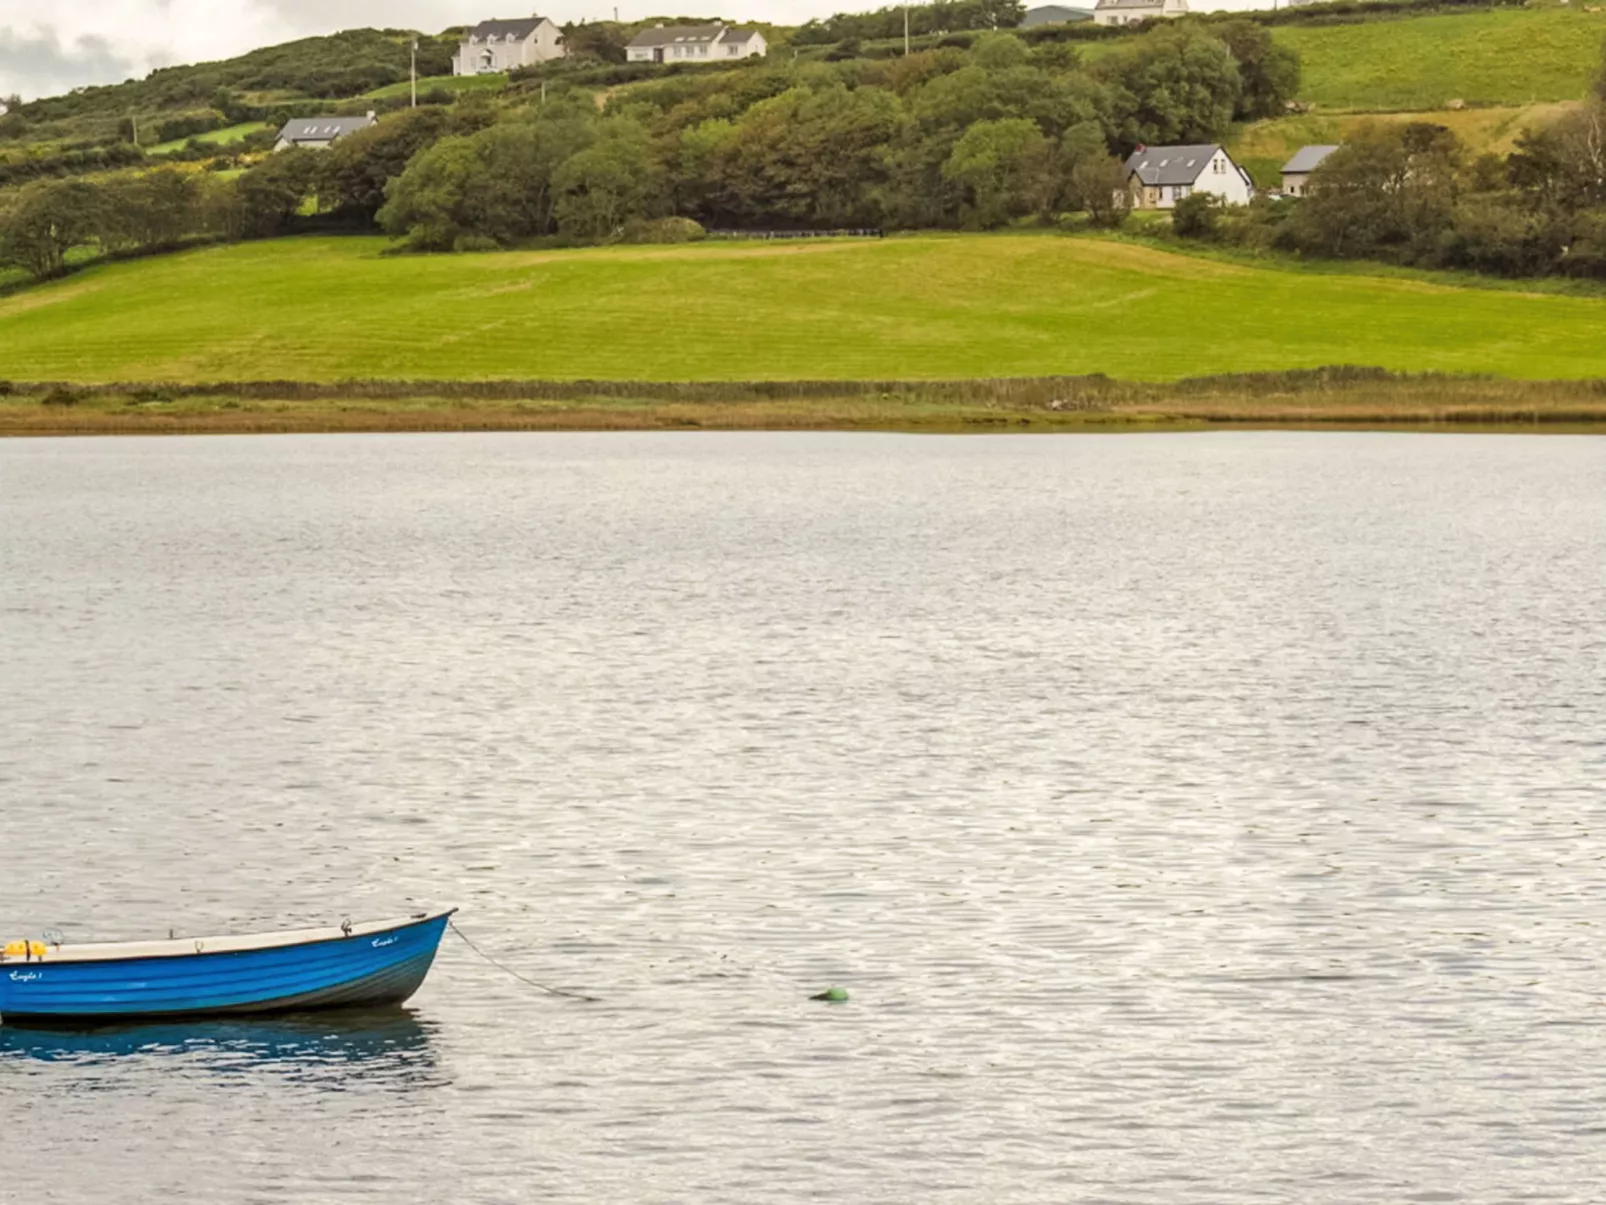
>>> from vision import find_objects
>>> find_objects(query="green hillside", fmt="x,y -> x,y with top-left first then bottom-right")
4,234 -> 1606,384
1272,7 -> 1606,111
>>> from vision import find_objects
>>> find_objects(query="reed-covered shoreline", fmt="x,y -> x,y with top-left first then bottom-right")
5,370 -> 1606,436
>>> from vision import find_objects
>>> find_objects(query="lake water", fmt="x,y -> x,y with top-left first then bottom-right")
3,431 -> 1606,1204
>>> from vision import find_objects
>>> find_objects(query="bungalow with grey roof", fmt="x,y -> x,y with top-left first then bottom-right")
453,16 -> 566,75
1123,143 -> 1254,209
276,113 -> 376,151
626,23 -> 767,64
1093,0 -> 1187,25
1019,5 -> 1095,26
1281,145 -> 1340,197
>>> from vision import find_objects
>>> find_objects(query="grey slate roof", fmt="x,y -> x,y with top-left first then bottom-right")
1124,144 -> 1222,187
277,115 -> 375,144
466,17 -> 549,40
1019,5 -> 1094,25
1282,144 -> 1339,174
628,23 -> 726,47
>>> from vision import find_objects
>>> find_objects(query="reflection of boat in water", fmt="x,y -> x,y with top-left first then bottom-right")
0,1008 -> 442,1085
1,910 -> 454,1022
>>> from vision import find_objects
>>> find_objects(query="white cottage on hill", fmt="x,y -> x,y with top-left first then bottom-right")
1093,0 -> 1187,26
1123,144 -> 1254,209
625,24 -> 767,64
453,16 -> 567,75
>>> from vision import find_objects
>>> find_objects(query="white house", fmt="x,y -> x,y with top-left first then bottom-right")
1093,0 -> 1187,26
626,24 -> 767,64
1123,144 -> 1254,210
275,113 -> 376,151
1281,144 -> 1339,197
453,16 -> 566,75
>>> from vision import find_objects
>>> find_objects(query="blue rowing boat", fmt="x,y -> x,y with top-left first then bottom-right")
0,909 -> 454,1023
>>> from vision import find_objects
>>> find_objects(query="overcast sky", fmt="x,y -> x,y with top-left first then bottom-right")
1,0 -> 1258,102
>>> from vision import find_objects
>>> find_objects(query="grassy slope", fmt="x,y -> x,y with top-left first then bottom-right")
146,121 -> 270,155
3,234 -> 1606,384
365,74 -> 507,100
1272,8 -> 1606,111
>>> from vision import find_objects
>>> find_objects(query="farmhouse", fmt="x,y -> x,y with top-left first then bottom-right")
1123,144 -> 1254,209
1093,0 -> 1187,26
1282,145 -> 1340,196
1019,5 -> 1095,26
625,24 -> 767,64
275,113 -> 376,151
452,16 -> 566,75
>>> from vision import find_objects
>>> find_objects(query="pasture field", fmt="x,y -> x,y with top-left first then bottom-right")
146,122 -> 270,156
365,74 -> 507,100
1271,8 -> 1606,111
4,235 -> 1606,385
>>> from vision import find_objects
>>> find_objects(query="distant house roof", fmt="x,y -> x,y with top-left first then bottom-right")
1124,144 -> 1224,187
1096,0 -> 1171,9
1282,144 -> 1340,174
466,17 -> 550,40
1020,4 -> 1095,24
277,115 -> 375,145
627,23 -> 726,47
722,25 -> 764,41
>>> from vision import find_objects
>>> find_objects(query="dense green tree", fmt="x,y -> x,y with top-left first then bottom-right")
1069,154 -> 1129,228
379,115 -> 597,249
0,180 -> 104,279
553,132 -> 655,239
1288,122 -> 1462,262
321,106 -> 450,222
1213,21 -> 1300,121
943,117 -> 1052,226
97,169 -> 204,251
236,147 -> 324,237
1096,27 -> 1242,151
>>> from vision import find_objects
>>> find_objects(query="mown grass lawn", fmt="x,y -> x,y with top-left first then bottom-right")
1273,8 -> 1606,111
4,234 -> 1606,384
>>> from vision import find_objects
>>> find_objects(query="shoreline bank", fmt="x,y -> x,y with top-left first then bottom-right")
5,372 -> 1606,436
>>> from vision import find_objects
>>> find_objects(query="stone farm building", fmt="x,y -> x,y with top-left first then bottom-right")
275,113 -> 376,151
453,17 -> 567,75
1123,144 -> 1255,209
1093,0 -> 1187,25
1281,145 -> 1340,197
625,24 -> 767,64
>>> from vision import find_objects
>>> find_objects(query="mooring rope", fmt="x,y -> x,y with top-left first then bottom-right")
447,918 -> 598,1003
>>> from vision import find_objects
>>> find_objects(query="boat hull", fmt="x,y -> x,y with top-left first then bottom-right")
0,912 -> 451,1022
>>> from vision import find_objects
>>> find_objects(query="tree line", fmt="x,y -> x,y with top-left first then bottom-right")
0,23 -> 1297,279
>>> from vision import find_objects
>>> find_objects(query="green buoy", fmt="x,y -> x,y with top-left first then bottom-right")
811,986 -> 850,1003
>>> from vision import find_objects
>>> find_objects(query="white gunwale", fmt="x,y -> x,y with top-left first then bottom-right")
1,909 -> 455,965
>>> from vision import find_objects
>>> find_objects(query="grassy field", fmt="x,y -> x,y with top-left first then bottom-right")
146,121 -> 270,156
1272,8 -> 1606,111
5,234 -> 1606,384
365,74 -> 507,100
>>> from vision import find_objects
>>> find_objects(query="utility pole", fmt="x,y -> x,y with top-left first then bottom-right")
904,5 -> 911,55
411,39 -> 419,108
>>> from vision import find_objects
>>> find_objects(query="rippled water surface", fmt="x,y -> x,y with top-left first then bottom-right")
4,432 -> 1606,1204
